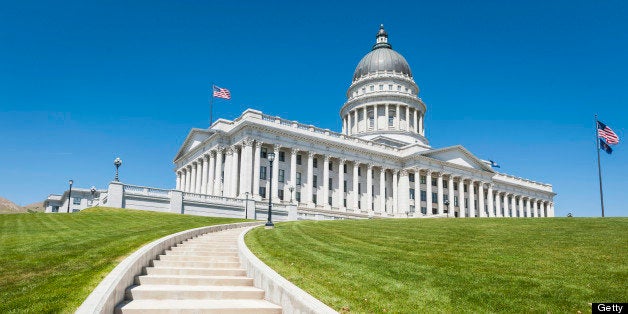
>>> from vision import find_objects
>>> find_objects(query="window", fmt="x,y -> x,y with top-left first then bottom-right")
421,206 -> 427,214
420,176 -> 426,184
388,110 -> 394,126
358,183 -> 362,194
389,84 -> 393,90
296,192 -> 301,202
279,151 -> 285,162
444,195 -> 449,202
328,178 -> 333,190
454,184 -> 458,191
73,197 -> 81,205
72,209 -> 79,213
409,173 -> 415,182
370,85 -> 374,91
368,110 -> 374,128
313,158 -> 318,168
328,197 -> 332,205
328,161 -> 333,171
362,87 -> 366,94
296,172 -> 302,186
379,84 -> 383,90
313,175 -> 318,187
465,198 -> 469,209
278,169 -> 285,183
313,194 -> 317,204
52,206 -> 59,213
409,188 -> 415,200
464,185 -> 468,193
432,179 -> 437,186
443,181 -> 448,188
278,189 -> 284,200
344,180 -> 347,193
454,196 -> 459,207
344,164 -> 347,173
358,167 -> 361,176
296,154 -> 302,165
261,147 -> 268,158
344,199 -> 347,207
259,187 -> 266,198
421,191 -> 427,201
397,85 -> 401,91
260,166 -> 267,180
432,193 -> 437,203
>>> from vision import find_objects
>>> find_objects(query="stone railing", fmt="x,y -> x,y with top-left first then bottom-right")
123,184 -> 170,198
182,192 -> 244,207
258,113 -> 397,152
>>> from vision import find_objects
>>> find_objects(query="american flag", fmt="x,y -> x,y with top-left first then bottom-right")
597,120 -> 619,145
213,85 -> 231,100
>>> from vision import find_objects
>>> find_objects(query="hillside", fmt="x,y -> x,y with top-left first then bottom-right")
0,197 -> 26,214
23,201 -> 45,213
247,218 -> 628,313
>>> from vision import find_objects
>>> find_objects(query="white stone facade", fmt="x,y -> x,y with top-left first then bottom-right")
173,26 -> 555,218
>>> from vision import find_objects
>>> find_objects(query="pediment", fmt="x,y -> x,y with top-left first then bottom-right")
173,128 -> 213,162
420,145 -> 494,172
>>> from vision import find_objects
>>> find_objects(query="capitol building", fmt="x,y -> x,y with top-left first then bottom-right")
173,25 -> 556,218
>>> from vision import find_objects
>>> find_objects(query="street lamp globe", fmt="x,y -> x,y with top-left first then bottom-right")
114,157 -> 122,182
268,152 -> 275,162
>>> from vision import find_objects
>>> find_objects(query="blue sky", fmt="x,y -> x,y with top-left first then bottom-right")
1,0 -> 626,217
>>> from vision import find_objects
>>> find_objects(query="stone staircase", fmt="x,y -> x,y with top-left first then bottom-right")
115,227 -> 281,313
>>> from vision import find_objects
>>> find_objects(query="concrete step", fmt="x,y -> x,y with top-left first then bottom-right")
158,255 -> 240,262
144,267 -> 246,277
115,299 -> 282,314
152,260 -> 241,269
135,275 -> 253,286
176,244 -> 237,249
125,284 -> 265,300
165,250 -> 239,257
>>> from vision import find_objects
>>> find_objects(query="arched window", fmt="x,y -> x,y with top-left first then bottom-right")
388,109 -> 395,127
368,110 -> 374,129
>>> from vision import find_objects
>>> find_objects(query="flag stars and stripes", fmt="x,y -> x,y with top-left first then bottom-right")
213,85 -> 231,100
597,120 -> 619,145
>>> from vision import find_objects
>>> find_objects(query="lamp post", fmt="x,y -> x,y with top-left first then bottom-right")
444,200 -> 450,218
114,157 -> 122,182
245,192 -> 249,219
90,186 -> 96,206
266,152 -> 275,229
67,179 -> 73,213
288,185 -> 294,203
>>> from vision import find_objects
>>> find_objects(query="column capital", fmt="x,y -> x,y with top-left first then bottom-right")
339,158 -> 347,164
324,155 -> 330,162
225,147 -> 234,155
254,140 -> 264,148
241,137 -> 254,147
425,169 -> 432,175
186,164 -> 192,170
308,151 -> 316,158
433,172 -> 442,178
400,169 -> 408,176
215,145 -> 225,153
366,163 -> 373,170
353,161 -> 360,168
291,147 -> 299,156
273,144 -> 281,153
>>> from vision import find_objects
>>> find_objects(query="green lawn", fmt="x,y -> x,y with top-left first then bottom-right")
246,218 -> 628,313
0,207 -> 246,313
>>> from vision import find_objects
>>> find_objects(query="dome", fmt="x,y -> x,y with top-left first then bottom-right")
352,25 -> 412,81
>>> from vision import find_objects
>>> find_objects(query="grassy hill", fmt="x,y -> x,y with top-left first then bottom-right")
246,218 -> 628,313
0,207 -> 246,313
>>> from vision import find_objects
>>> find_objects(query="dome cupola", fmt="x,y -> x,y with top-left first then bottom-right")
341,25 -> 429,148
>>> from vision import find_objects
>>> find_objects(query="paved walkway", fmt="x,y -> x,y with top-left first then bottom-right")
115,227 -> 281,313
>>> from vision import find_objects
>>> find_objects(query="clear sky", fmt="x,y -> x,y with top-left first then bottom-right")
1,0 -> 626,217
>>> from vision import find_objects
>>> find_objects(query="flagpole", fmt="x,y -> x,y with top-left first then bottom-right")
595,114 -> 605,217
210,84 -> 214,126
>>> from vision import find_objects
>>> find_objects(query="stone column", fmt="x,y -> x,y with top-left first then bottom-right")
414,168 -> 421,214
185,165 -> 192,193
379,168 -> 386,212
272,145 -> 280,200
487,184 -> 494,217
213,148 -> 224,195
425,170 -> 432,215
531,199 -> 537,217
398,169 -> 409,214
196,159 -> 204,194
253,142 -> 262,199
362,107 -> 367,132
478,182 -> 485,217
200,155 -> 208,194
392,169 -> 398,213
525,197 -> 531,218
338,159 -> 345,210
232,146 -> 240,197
223,148 -> 233,196
458,178 -> 466,218
436,173 -> 444,215
448,175 -> 455,217
395,104 -> 400,129
240,139 -> 253,197
190,162 -> 198,194
385,104 -> 390,129
176,171 -> 181,190
405,106 -> 410,131
307,152 -> 315,206
374,105 -> 379,131
517,196 -> 523,217
494,190 -> 501,217
352,162 -> 360,210
468,180 -> 475,217
207,151 -> 215,195
366,164 -> 373,212
323,155 -> 330,209
413,109 -> 418,133
289,148 -> 298,200
549,202 -> 554,217
419,113 -> 424,135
